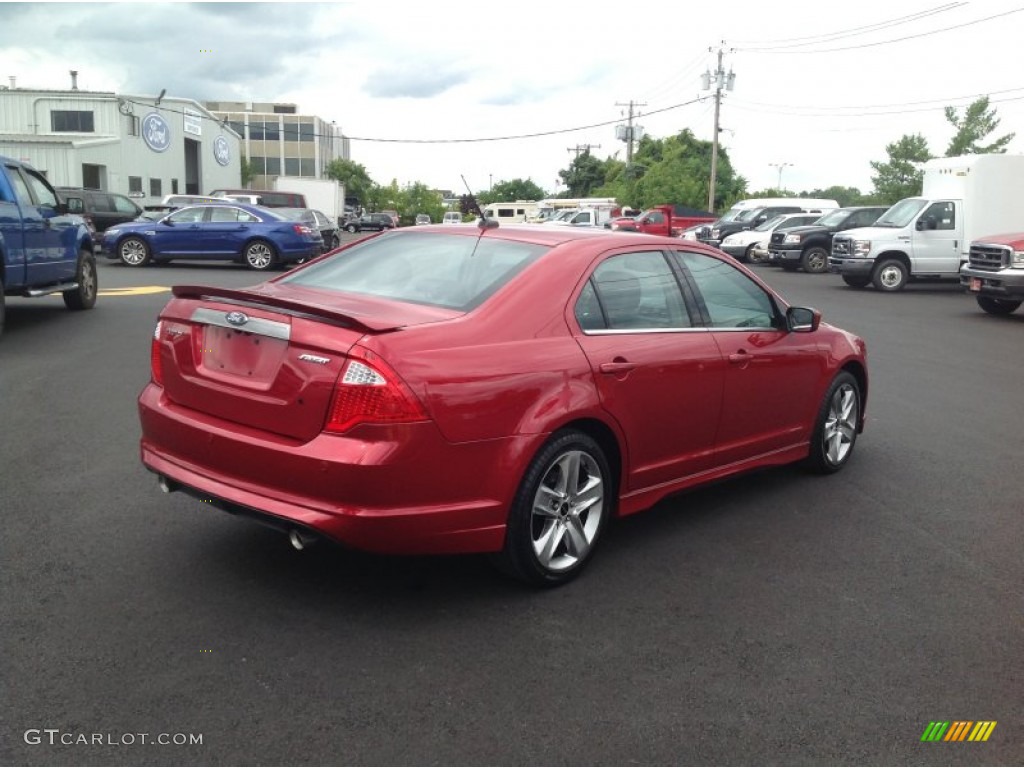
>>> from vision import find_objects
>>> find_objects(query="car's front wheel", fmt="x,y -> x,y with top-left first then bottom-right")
243,239 -> 277,271
118,236 -> 151,267
495,430 -> 611,586
842,275 -> 871,289
63,248 -> 98,310
805,371 -> 861,474
801,246 -> 829,274
872,258 -> 908,292
345,224 -> 357,233
976,296 -> 1021,315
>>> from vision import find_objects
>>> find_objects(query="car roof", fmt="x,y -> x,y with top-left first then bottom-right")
392,223 -> 699,249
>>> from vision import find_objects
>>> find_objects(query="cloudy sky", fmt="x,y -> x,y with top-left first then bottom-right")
3,1 -> 1023,198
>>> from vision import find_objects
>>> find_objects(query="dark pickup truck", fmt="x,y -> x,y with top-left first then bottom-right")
1,155 -> 97,336
767,206 -> 888,273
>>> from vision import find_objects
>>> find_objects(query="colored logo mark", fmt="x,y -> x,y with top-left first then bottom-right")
142,112 -> 171,153
214,136 -> 231,166
921,721 -> 997,742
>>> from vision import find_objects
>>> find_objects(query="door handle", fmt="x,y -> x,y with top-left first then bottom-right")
728,351 -> 752,366
599,360 -> 637,374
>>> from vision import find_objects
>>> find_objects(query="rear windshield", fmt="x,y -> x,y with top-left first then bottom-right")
281,231 -> 549,311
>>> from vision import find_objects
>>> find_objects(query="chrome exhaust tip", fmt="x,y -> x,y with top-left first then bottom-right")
288,529 -> 317,551
157,475 -> 176,493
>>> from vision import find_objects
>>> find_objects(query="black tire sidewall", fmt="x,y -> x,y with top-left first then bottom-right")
806,371 -> 860,475
802,247 -> 828,273
64,249 -> 97,310
498,430 -> 612,586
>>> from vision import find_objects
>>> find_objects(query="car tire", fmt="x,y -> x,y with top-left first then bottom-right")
872,258 -> 908,292
976,296 -> 1021,315
804,371 -> 861,475
118,236 -> 151,267
331,234 -> 341,249
747,245 -> 766,264
243,239 -> 277,271
801,246 -> 829,274
63,249 -> 98,311
494,429 -> 612,587
842,275 -> 871,289
345,224 -> 357,233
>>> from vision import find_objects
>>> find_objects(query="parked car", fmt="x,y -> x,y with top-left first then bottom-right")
139,225 -> 868,585
344,213 -> 396,233
718,212 -> 822,263
415,214 -> 432,226
767,206 -> 889,273
277,207 -> 341,251
56,187 -> 144,233
102,202 -> 322,270
442,212 -> 463,225
381,209 -> 400,226
1,155 -> 97,337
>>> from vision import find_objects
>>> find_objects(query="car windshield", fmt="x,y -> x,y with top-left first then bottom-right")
734,208 -> 762,222
754,215 -> 785,232
873,199 -> 928,228
281,232 -> 549,311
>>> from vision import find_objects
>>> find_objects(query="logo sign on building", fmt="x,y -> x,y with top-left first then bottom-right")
213,136 -> 231,167
141,113 -> 171,153
183,107 -> 203,137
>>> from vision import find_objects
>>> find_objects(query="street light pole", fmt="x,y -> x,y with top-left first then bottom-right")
769,162 -> 793,190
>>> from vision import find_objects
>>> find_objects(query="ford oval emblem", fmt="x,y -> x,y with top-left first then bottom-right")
225,311 -> 249,327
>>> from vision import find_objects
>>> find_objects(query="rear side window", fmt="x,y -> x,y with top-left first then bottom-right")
576,251 -> 692,331
282,232 -> 548,311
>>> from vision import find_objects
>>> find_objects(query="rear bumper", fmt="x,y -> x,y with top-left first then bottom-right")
138,384 -> 531,555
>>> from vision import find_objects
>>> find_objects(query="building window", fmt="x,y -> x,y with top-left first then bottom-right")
128,176 -> 143,194
249,121 -> 265,140
250,156 -> 266,174
284,158 -> 300,176
51,110 -> 95,132
150,178 -> 162,197
283,122 -> 299,142
264,120 -> 280,141
273,105 -> 296,114
171,179 -> 179,194
265,157 -> 281,175
299,159 -> 314,176
228,120 -> 244,138
299,122 -> 314,142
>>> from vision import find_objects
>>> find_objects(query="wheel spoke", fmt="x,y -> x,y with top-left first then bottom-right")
572,475 -> 603,515
534,520 -> 565,567
563,514 -> 590,558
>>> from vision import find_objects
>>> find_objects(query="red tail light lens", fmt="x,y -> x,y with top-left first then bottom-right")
151,321 -> 164,386
292,224 -> 314,237
325,348 -> 427,433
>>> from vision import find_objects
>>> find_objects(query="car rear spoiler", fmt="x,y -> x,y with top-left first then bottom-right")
170,285 -> 400,332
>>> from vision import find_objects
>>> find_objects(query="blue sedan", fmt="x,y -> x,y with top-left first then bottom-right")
103,203 -> 323,270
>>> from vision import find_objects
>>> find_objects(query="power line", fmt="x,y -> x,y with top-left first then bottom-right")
738,7 -> 1024,53
727,91 -> 1024,119
732,3 -> 965,49
728,85 -> 1024,114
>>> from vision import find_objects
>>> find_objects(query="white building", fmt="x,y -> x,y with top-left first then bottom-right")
0,77 -> 242,209
203,101 -> 349,189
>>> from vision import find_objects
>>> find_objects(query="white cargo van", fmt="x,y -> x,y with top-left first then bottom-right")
829,154 -> 1024,291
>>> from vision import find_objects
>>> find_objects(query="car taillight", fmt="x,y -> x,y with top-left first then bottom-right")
325,348 -> 427,433
151,320 -> 164,386
292,224 -> 314,236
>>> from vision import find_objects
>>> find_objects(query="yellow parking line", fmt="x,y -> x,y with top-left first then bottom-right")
97,286 -> 172,297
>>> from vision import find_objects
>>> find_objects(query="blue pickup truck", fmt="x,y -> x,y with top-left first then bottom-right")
1,155 -> 98,337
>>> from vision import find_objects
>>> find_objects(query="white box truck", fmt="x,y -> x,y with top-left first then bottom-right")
271,177 -> 344,224
829,154 -> 1024,291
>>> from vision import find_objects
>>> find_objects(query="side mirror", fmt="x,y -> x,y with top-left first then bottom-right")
787,306 -> 821,333
161,218 -> 175,226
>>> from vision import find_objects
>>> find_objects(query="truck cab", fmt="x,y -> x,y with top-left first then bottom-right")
829,198 -> 962,291
1,155 -> 97,336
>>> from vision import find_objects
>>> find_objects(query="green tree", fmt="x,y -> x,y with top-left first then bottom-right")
325,159 -> 375,208
558,150 -> 606,197
240,154 -> 254,188
402,182 -> 445,225
869,134 -> 932,204
944,96 -> 1015,156
800,186 -> 875,207
483,178 -> 547,204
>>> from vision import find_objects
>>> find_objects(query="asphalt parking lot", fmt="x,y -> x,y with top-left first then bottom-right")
2,249 -> 1021,766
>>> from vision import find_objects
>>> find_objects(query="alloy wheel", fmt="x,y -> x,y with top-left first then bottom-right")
823,383 -> 858,466
530,450 -> 604,572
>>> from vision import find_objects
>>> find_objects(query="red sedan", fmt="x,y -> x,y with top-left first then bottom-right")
139,224 -> 867,585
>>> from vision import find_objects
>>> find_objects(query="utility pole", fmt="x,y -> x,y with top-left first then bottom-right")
567,143 -> 601,160
702,44 -> 735,213
614,100 -> 646,166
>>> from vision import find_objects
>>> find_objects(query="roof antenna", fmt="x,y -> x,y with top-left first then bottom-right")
460,174 -> 498,230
